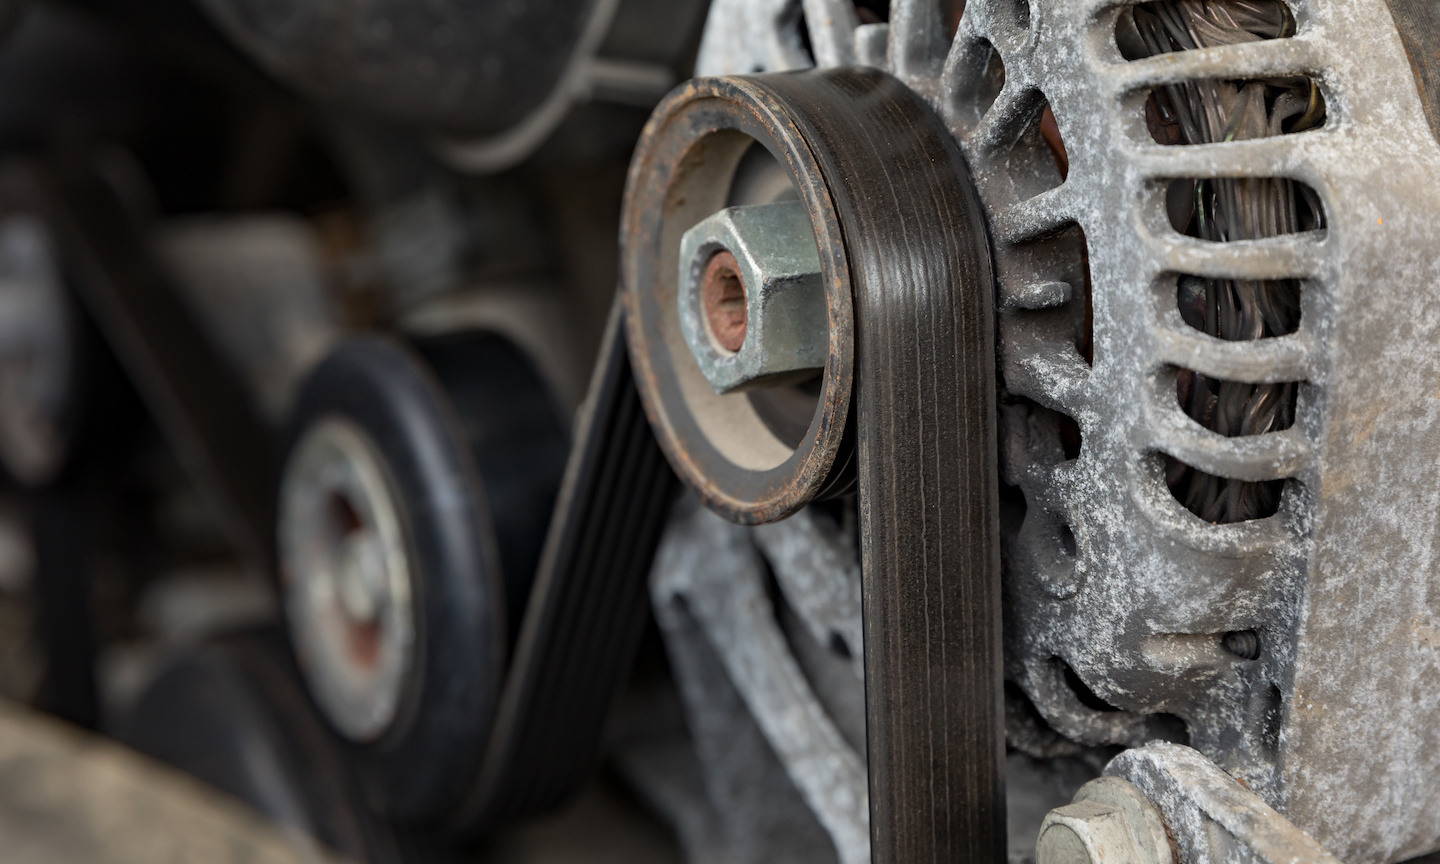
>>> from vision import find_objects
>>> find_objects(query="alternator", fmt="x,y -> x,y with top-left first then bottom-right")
630,0 -> 1440,861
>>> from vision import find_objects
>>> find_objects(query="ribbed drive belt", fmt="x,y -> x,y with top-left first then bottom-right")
786,71 -> 1006,864
448,302 -> 679,834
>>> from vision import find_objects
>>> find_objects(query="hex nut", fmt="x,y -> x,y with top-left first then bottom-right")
1036,777 -> 1175,864
677,201 -> 828,394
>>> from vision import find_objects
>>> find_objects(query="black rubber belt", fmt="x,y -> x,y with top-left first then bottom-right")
759,69 -> 1006,863
1385,0 -> 1440,144
46,160 -> 279,569
449,301 -> 679,833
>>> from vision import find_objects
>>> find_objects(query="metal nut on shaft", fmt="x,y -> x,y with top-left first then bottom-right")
677,201 -> 828,393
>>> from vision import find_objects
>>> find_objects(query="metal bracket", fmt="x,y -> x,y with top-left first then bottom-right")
1105,743 -> 1342,864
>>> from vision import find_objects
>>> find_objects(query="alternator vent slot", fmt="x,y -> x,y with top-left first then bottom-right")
1115,0 -> 1295,62
1165,177 -> 1324,239
1176,368 -> 1297,437
1165,458 -> 1285,522
949,38 -> 1007,131
1143,77 -> 1325,146
1176,274 -> 1300,339
853,0 -> 890,22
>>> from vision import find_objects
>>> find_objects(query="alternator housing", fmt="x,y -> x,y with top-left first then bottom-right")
693,0 -> 1440,860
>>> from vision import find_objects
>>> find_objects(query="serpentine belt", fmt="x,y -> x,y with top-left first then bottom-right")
447,300 -> 680,834
771,69 -> 1005,864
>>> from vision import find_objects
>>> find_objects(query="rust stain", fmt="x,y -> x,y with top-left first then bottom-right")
1349,398 -> 1387,448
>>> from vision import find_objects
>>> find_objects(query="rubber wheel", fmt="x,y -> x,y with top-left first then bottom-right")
409,329 -> 568,635
281,332 -> 566,825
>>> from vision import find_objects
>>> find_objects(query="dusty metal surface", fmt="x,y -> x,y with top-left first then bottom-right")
752,506 -> 866,684
647,498 -> 1104,864
651,500 -> 870,864
1107,743 -> 1340,864
693,0 -> 1440,860
1036,777 -> 1172,864
0,698 -> 343,864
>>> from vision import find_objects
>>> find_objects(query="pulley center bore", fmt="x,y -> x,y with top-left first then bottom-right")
700,249 -> 747,353
278,414 -> 414,743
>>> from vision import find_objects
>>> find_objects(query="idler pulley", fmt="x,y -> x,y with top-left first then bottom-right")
278,331 -> 568,824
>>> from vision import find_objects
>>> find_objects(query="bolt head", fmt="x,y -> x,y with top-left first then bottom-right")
1037,777 -> 1174,864
678,202 -> 828,393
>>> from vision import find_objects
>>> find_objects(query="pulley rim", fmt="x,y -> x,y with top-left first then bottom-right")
621,74 -> 856,524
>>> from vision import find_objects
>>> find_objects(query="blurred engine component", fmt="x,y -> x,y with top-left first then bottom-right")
122,631 -> 405,863
279,332 -> 567,823
0,163 -> 90,488
194,0 -> 710,172
0,207 -> 74,486
0,691 -> 345,864
154,213 -> 338,423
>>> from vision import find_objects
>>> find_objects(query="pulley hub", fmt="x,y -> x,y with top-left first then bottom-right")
279,415 -> 414,743
622,72 -> 859,524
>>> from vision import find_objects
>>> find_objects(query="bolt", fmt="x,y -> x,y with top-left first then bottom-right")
677,201 -> 828,394
1222,630 -> 1262,660
1036,777 -> 1174,864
